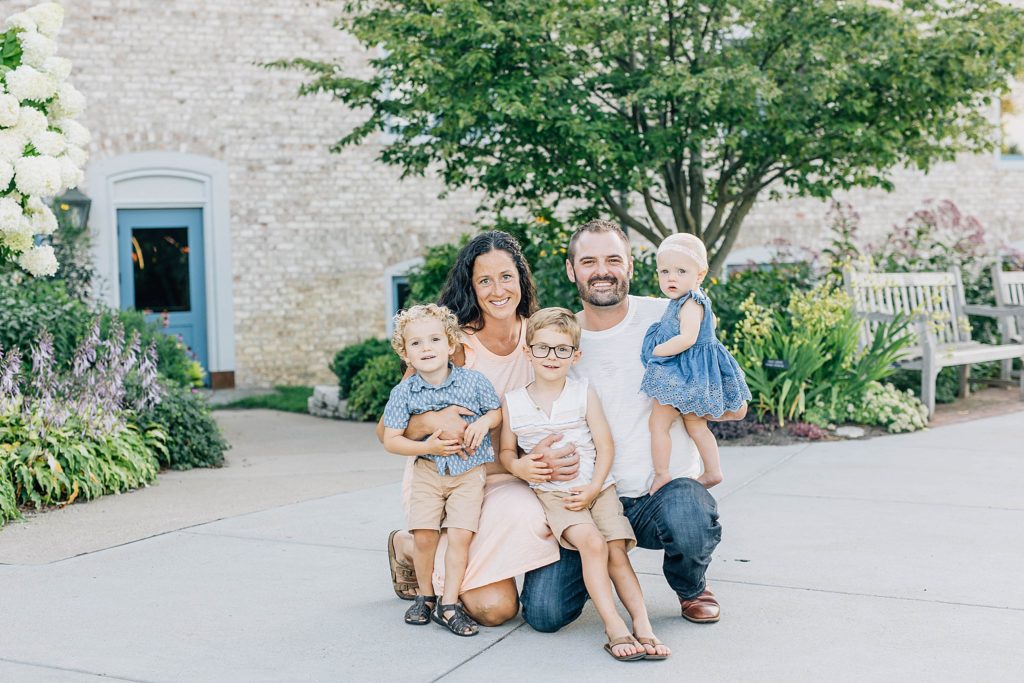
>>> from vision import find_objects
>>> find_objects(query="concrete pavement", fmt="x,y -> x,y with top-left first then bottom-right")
0,409 -> 1022,682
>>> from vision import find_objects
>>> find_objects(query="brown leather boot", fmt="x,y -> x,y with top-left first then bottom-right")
679,587 -> 720,623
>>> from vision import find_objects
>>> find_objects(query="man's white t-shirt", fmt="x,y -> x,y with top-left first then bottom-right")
571,295 -> 702,497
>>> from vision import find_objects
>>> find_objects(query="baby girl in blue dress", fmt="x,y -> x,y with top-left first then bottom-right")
640,234 -> 752,495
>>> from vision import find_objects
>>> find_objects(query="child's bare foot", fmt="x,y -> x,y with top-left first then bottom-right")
649,471 -> 672,495
604,630 -> 644,660
696,469 -> 723,489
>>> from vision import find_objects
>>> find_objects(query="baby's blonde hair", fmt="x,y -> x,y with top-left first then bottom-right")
391,304 -> 462,356
526,307 -> 581,347
657,233 -> 708,271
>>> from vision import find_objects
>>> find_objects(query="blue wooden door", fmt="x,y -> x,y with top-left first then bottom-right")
117,208 -> 208,373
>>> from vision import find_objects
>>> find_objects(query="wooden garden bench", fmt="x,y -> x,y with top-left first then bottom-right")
843,268 -> 1024,417
993,267 -> 1024,381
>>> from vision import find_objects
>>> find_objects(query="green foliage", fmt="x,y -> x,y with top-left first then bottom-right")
0,418 -> 161,517
109,309 -> 204,387
707,262 -> 813,345
215,386 -> 313,413
347,353 -> 403,422
331,339 -> 394,398
406,235 -> 469,307
275,0 -> 1024,273
0,275 -> 202,386
732,284 -> 916,427
135,383 -> 228,470
846,382 -> 928,433
0,273 -> 93,367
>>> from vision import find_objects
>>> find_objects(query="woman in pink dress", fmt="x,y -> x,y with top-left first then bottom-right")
382,231 -> 572,625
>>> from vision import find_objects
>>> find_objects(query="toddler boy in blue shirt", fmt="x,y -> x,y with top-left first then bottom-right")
381,303 -> 501,637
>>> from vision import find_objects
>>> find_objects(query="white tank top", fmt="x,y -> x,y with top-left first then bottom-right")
505,377 -> 613,493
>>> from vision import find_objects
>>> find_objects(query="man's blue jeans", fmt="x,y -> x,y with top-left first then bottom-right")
520,477 -> 721,633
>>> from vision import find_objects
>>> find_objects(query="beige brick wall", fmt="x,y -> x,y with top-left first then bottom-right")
26,1 -> 1024,386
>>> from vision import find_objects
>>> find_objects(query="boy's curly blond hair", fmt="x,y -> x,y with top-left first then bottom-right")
391,303 -> 462,356
526,307 -> 581,347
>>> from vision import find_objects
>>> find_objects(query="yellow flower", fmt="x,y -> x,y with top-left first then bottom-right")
539,250 -> 547,257
535,216 -> 549,225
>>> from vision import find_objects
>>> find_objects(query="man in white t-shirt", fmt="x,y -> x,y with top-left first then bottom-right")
520,219 -> 732,631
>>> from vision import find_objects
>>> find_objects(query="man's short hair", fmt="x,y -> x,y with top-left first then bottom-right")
567,219 -> 630,263
390,303 -> 462,356
526,307 -> 581,347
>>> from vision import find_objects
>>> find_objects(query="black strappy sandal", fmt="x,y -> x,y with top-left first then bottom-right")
404,595 -> 437,625
431,602 -> 479,636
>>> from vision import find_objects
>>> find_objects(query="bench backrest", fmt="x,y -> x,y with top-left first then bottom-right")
993,267 -> 1024,338
843,268 -> 970,347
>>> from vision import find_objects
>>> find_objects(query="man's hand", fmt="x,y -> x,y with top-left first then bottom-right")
424,429 -> 465,458
508,450 -> 552,484
562,484 -> 600,512
528,433 -> 580,482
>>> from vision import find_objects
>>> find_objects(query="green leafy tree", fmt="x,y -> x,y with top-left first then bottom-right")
273,0 -> 1024,274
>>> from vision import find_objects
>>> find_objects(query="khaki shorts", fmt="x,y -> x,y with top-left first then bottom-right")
536,485 -> 636,552
408,458 -> 486,533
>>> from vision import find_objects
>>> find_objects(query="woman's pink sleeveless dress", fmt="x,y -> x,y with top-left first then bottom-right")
401,318 -> 559,594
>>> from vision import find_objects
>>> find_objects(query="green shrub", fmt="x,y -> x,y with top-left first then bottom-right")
0,418 -> 161,513
732,285 -> 915,427
0,275 -> 203,386
0,274 -> 92,367
331,339 -> 393,398
849,382 -> 928,433
348,353 -> 404,421
707,262 -> 814,345
109,309 -> 204,387
135,383 -> 228,470
0,465 -> 17,524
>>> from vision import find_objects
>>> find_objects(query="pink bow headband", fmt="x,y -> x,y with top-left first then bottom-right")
657,242 -> 708,270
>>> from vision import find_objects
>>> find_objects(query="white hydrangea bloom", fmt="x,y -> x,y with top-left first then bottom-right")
42,56 -> 72,81
0,94 -> 20,127
0,159 -> 12,189
28,203 -> 58,236
14,154 -> 62,196
18,31 -> 57,68
55,118 -> 91,147
31,129 -> 66,157
18,244 -> 58,277
56,154 -> 83,189
13,106 -> 49,138
4,65 -> 59,102
0,130 -> 27,163
0,196 -> 24,231
49,82 -> 85,118
3,228 -> 34,254
63,143 -> 88,167
4,12 -> 36,33
25,3 -> 64,38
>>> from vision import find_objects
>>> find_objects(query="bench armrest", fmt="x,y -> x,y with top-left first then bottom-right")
963,304 -> 1024,319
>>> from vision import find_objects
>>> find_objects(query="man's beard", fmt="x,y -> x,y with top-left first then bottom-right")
576,272 -> 629,307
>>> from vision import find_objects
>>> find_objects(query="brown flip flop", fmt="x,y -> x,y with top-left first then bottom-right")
387,529 -> 418,601
604,636 -> 645,661
633,634 -> 670,660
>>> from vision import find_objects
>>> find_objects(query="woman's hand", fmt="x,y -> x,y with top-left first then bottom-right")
508,451 -> 552,484
462,420 -> 489,453
528,434 -> 580,482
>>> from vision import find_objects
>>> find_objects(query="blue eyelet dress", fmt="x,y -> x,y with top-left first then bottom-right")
639,289 -> 752,418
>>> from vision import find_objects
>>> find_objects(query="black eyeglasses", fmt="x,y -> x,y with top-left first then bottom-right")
529,343 -> 577,359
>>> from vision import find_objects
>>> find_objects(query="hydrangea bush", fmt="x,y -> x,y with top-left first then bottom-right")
0,2 -> 90,277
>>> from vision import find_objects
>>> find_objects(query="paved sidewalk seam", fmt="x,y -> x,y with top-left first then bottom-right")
704,577 -> 1024,612
718,444 -> 812,501
751,491 -> 1024,512
0,656 -> 151,682
432,622 -> 529,682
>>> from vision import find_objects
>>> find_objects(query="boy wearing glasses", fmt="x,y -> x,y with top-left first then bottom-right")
499,308 -> 669,662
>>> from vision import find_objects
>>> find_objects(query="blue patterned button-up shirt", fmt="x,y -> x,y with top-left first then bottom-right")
382,365 -> 501,475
